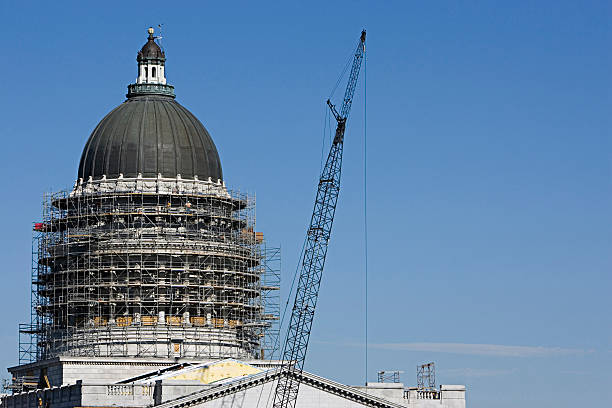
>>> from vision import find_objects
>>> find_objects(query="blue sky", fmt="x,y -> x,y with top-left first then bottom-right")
0,1 -> 610,407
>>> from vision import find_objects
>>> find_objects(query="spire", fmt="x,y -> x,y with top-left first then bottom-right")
127,27 -> 175,98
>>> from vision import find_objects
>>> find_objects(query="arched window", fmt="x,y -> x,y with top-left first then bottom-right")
152,67 -> 156,77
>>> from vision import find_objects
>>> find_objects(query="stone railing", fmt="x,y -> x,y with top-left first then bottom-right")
70,174 -> 230,199
127,83 -> 175,97
107,383 -> 153,397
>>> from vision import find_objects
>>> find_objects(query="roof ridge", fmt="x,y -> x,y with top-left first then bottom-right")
155,368 -> 406,408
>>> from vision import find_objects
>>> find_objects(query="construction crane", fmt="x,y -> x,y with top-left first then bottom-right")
272,30 -> 366,408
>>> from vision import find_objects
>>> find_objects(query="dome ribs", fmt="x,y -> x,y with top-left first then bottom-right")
158,98 -> 179,178
80,104 -> 122,180
110,99 -> 140,178
91,104 -> 126,179
177,102 -> 223,181
140,97 -> 157,177
121,99 -> 143,178
171,100 -> 196,179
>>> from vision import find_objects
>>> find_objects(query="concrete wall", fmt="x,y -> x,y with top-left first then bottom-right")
80,384 -> 155,407
9,357 -> 179,387
156,382 -> 210,403
403,386 -> 466,408
353,382 -> 407,406
1,381 -> 465,408
439,385 -> 465,408
62,362 -> 170,385
195,381 -> 392,408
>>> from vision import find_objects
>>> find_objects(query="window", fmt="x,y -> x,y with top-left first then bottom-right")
144,67 -> 148,77
152,67 -> 156,77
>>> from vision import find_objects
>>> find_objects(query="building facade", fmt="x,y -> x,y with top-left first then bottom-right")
22,27 -> 279,365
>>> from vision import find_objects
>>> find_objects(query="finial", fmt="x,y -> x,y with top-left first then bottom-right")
148,27 -> 154,39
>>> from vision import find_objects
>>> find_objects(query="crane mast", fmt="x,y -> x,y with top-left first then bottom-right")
272,30 -> 366,408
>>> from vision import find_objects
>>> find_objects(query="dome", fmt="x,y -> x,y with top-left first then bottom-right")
138,29 -> 165,61
78,94 -> 223,181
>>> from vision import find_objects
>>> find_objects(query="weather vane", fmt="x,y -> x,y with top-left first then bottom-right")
155,23 -> 164,51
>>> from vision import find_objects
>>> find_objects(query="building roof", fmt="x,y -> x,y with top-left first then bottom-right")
153,368 -> 406,408
78,94 -> 223,181
130,359 -> 262,385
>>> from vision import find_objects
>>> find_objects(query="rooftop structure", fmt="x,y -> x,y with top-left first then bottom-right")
5,358 -> 466,408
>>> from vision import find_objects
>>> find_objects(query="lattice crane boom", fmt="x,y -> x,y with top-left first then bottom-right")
272,30 -> 366,408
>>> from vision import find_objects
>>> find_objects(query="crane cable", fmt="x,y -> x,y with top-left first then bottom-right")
363,43 -> 369,387
329,48 -> 356,100
256,104 -> 334,407
257,69 -> 339,408
255,236 -> 307,408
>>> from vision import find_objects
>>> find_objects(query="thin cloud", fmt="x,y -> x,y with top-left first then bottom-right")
368,342 -> 590,357
440,367 -> 517,377
559,370 -> 591,376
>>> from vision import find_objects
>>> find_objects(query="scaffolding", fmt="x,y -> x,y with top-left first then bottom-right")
21,177 -> 280,362
417,362 -> 436,390
377,370 -> 403,383
17,228 -> 45,365
259,245 -> 281,359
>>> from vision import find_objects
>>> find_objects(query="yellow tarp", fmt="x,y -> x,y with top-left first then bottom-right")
166,360 -> 262,384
